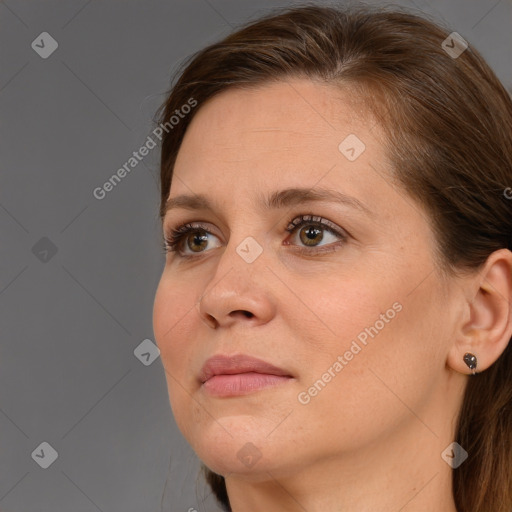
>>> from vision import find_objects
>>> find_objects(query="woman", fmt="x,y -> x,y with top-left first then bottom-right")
152,4 -> 512,511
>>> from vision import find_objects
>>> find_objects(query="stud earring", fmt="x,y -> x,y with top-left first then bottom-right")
463,352 -> 477,375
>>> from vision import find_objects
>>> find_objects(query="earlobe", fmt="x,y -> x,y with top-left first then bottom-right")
447,248 -> 512,375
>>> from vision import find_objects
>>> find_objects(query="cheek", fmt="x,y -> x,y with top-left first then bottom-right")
153,273 -> 199,375
153,274 -> 202,433
295,272 -> 392,360
289,271 -> 442,440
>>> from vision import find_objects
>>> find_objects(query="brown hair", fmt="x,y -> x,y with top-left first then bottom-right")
155,3 -> 512,511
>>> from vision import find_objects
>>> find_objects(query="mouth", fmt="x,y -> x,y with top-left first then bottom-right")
202,372 -> 293,397
199,353 -> 294,397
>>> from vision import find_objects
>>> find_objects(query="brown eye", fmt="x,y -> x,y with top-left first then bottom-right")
163,223 -> 221,257
285,214 -> 347,252
163,214 -> 348,259
185,231 -> 209,252
298,225 -> 324,246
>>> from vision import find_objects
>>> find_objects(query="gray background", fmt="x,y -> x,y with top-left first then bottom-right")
0,0 -> 510,511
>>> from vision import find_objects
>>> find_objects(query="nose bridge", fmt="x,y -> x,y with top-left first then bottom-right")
213,228 -> 267,293
197,227 -> 272,326
215,202 -> 268,273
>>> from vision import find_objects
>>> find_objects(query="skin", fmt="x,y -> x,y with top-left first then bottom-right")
152,79 -> 512,512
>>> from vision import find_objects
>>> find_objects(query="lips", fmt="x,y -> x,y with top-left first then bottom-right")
199,353 -> 292,383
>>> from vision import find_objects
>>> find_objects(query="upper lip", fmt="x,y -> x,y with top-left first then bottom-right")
199,354 -> 292,383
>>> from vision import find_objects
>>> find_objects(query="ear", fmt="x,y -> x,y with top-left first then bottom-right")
447,248 -> 512,375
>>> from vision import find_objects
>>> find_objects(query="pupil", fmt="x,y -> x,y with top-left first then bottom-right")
302,226 -> 323,246
190,232 -> 208,252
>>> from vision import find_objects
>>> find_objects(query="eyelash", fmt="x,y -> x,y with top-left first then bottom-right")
162,214 -> 348,259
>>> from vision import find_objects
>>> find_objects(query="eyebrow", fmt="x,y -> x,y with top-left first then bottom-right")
163,187 -> 374,218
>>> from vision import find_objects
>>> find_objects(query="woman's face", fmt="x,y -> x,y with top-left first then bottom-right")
153,79 -> 465,481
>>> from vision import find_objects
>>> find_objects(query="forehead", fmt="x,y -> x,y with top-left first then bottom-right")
172,79 -> 383,192
181,79 -> 371,147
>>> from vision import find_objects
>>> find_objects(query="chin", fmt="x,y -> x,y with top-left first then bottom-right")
202,455 -> 279,482
188,421 -> 284,476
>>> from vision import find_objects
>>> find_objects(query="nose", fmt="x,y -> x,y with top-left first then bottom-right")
196,239 -> 276,329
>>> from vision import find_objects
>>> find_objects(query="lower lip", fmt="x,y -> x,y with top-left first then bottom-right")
202,372 -> 293,397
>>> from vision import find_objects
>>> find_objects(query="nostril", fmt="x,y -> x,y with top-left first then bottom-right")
232,310 -> 253,319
